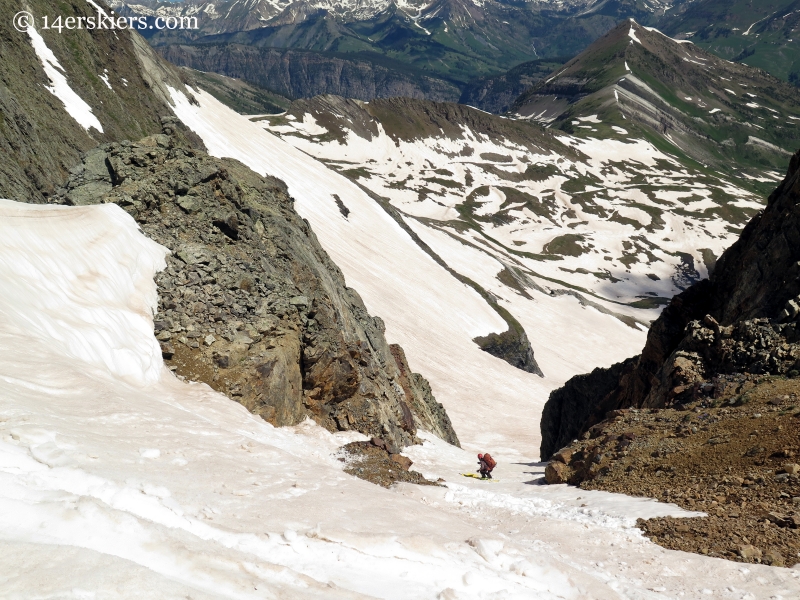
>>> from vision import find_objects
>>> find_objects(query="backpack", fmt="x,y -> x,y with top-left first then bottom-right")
483,454 -> 496,470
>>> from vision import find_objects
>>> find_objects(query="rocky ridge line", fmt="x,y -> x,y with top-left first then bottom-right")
540,149 -> 800,459
53,118 -> 459,451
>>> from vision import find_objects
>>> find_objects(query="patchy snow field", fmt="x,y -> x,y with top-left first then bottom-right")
26,26 -> 103,132
2,199 -> 800,599
254,101 -> 761,307
169,89 -> 650,455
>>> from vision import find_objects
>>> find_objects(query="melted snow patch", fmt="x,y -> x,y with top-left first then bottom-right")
294,113 -> 327,136
26,27 -> 103,132
99,69 -> 113,91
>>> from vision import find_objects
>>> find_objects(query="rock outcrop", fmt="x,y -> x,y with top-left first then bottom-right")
389,344 -> 460,447
474,326 -> 544,376
53,121 -> 458,450
540,150 -> 800,459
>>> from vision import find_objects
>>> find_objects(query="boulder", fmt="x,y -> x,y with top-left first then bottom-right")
159,341 -> 175,359
544,461 -> 570,484
737,545 -> 762,561
390,454 -> 413,471
763,549 -> 785,567
552,448 -> 573,464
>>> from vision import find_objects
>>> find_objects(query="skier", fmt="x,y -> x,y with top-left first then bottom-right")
477,453 -> 496,479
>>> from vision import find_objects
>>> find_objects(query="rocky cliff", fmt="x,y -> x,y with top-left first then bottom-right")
540,150 -> 800,459
0,0 -> 193,204
53,122 -> 458,450
157,44 -> 461,102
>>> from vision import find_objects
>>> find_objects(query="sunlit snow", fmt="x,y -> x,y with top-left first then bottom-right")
2,199 -> 799,598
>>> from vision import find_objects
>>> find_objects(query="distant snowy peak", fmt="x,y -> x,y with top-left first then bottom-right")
418,0 -> 486,26
525,0 -> 690,14
121,1 -> 223,17
114,0 -> 437,28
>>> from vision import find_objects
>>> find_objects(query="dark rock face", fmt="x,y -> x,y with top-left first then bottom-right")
540,150 -> 800,459
540,357 -> 637,459
157,44 -> 461,103
54,122 -> 458,450
389,344 -> 460,447
474,327 -> 544,376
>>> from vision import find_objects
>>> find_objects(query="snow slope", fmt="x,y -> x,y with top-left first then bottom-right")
0,199 -> 578,598
260,104 -> 759,306
3,199 -> 800,598
168,88 -> 648,457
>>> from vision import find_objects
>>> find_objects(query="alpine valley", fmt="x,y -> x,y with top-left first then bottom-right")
2,0 -> 800,597
109,0 -> 694,101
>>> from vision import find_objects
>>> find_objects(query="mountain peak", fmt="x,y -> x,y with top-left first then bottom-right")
512,12 -> 800,180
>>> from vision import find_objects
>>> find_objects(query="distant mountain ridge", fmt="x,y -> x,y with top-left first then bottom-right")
512,19 -> 800,188
109,0 -> 800,104
111,0 -> 694,101
656,0 -> 800,85
158,43 -> 463,101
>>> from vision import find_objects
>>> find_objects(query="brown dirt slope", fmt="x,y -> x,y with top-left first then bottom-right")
545,375 -> 800,567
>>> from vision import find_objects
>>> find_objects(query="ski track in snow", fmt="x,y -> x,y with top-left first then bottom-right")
2,199 -> 800,598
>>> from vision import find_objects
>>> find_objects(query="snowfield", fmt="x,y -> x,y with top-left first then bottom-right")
2,199 -> 800,598
255,99 -> 761,309
169,88 -> 652,456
